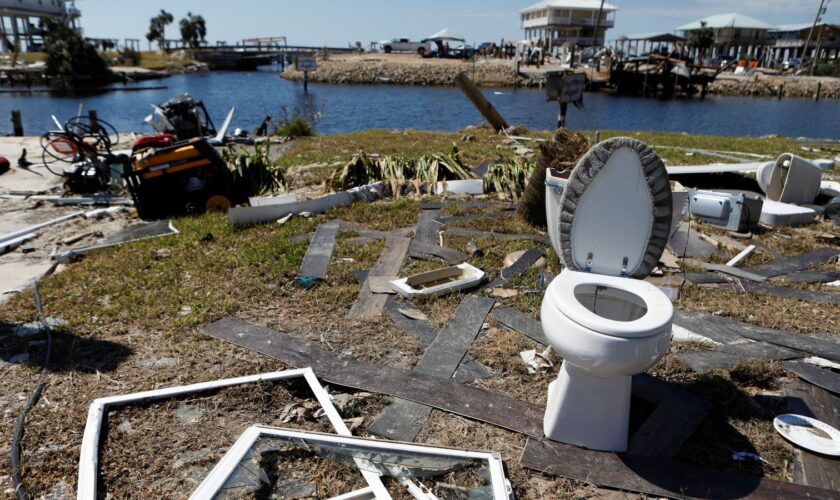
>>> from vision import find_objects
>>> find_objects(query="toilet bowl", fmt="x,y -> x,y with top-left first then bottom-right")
541,137 -> 674,452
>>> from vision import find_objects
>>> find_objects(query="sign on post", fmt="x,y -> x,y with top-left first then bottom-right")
545,72 -> 586,129
295,55 -> 317,72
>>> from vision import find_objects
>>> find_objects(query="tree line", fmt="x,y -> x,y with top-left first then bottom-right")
146,10 -> 207,50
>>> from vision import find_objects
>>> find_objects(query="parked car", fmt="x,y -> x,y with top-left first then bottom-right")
477,42 -> 498,56
379,38 -> 430,56
711,55 -> 736,68
783,58 -> 802,71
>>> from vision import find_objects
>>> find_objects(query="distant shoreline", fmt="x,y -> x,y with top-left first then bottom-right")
280,53 -> 840,100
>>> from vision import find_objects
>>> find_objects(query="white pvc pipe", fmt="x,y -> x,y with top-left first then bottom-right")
726,245 -> 757,267
0,211 -> 84,246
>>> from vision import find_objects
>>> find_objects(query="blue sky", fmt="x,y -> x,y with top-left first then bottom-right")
78,0 -> 837,46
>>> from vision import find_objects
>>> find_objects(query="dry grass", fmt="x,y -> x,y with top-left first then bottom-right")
1,129 -> 838,497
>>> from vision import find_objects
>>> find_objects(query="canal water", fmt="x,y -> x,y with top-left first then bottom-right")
2,68 -> 839,138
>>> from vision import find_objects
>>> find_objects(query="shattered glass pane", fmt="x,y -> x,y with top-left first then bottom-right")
214,435 -> 496,499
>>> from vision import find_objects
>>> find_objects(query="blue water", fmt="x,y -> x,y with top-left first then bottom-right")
2,68 -> 839,138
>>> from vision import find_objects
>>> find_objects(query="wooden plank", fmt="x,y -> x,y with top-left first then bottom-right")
773,271 -> 840,284
370,296 -> 495,441
454,72 -> 509,132
444,226 -> 549,245
201,318 -> 545,437
785,380 -> 840,491
736,280 -> 840,305
492,306 -> 548,346
384,295 -> 438,348
785,361 -> 840,396
674,310 -> 840,361
297,221 -> 340,280
744,248 -> 840,278
685,272 -> 728,285
413,296 -> 495,379
704,263 -> 768,283
486,248 -> 547,289
415,210 -> 443,245
409,240 -> 468,265
520,438 -> 837,500
436,211 -> 514,225
627,389 -> 714,458
346,237 -> 411,321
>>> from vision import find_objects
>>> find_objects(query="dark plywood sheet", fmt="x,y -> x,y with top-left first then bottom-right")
444,226 -> 549,245
492,306 -> 548,346
720,341 -> 805,361
674,310 -> 840,361
409,240 -> 468,265
346,237 -> 411,321
668,226 -> 721,259
201,318 -> 545,437
745,248 -> 840,278
672,310 -> 746,345
486,248 -> 546,289
297,221 -> 340,280
785,361 -> 840,396
676,350 -> 742,372
370,296 -> 495,441
785,380 -> 840,491
773,271 -> 840,284
415,209 -> 444,245
520,438 -> 837,500
627,389 -> 714,458
452,358 -> 494,384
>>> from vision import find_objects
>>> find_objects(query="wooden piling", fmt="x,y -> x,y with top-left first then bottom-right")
454,72 -> 509,132
777,84 -> 784,100
88,109 -> 98,127
595,131 -> 601,143
814,82 -> 822,102
11,110 -> 23,137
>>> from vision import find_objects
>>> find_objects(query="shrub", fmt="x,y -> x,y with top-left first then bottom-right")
43,18 -> 111,83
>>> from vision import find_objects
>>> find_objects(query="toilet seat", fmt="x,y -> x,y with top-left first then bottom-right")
556,137 -> 672,279
546,270 -> 673,339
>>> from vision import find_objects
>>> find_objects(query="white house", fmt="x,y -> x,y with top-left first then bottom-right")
0,0 -> 81,51
677,13 -> 774,61
520,0 -> 618,49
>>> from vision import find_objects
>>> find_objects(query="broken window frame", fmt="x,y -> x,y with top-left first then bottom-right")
190,425 -> 510,500
76,368 -> 389,499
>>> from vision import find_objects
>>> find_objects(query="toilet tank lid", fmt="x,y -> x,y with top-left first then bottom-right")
557,138 -> 672,279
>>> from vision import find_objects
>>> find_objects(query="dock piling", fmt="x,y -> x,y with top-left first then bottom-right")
88,109 -> 98,128
11,110 -> 23,137
814,82 -> 822,102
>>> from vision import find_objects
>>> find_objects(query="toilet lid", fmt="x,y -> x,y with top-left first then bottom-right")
557,138 -> 672,278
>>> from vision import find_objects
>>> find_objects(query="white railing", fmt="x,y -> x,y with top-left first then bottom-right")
523,16 -> 614,29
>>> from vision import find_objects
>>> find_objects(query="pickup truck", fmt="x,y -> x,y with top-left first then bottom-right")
379,38 -> 430,56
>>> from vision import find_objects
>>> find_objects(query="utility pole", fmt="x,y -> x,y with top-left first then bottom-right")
802,0 -> 828,72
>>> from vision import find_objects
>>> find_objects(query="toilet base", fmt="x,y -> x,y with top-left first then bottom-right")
544,361 -> 632,452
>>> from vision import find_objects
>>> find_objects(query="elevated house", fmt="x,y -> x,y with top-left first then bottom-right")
0,0 -> 81,52
677,13 -> 774,62
770,22 -> 840,65
520,0 -> 617,50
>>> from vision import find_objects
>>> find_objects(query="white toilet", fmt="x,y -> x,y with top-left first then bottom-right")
541,137 -> 674,452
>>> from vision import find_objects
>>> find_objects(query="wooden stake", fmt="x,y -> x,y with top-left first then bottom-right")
11,110 -> 23,136
454,72 -> 510,132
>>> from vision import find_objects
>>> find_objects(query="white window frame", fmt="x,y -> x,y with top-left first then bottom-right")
191,425 -> 510,500
77,368 -> 390,500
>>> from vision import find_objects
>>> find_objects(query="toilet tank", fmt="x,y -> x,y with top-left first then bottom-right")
545,168 -> 568,257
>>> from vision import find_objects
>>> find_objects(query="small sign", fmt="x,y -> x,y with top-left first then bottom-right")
295,55 -> 317,72
546,72 -> 586,105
